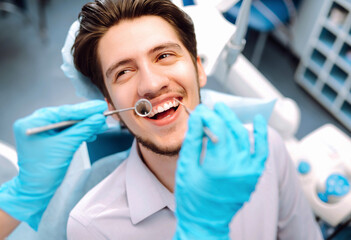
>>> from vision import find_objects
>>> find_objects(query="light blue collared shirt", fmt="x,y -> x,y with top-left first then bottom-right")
67,141 -> 177,239
67,128 -> 322,240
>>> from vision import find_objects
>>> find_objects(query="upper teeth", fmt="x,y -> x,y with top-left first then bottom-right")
148,99 -> 180,118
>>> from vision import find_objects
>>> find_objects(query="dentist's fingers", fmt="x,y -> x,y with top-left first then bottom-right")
178,110 -> 204,176
194,105 -> 233,172
31,100 -> 108,123
61,113 -> 107,143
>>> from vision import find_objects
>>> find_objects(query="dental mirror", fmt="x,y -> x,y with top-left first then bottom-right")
104,98 -> 152,117
26,99 -> 153,135
135,98 -> 153,117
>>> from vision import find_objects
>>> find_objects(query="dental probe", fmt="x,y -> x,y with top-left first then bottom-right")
26,99 -> 152,135
173,98 -> 219,143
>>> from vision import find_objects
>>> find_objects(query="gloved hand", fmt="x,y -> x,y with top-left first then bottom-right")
174,103 -> 268,240
0,100 -> 107,230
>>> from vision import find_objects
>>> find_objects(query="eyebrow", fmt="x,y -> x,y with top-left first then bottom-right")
105,42 -> 183,78
147,42 -> 182,57
106,58 -> 134,79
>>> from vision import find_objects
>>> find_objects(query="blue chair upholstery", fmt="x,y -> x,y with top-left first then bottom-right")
223,0 -> 300,32
182,0 -> 195,6
86,127 -> 134,165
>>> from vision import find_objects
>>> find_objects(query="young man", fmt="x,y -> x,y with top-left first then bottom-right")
66,0 -> 322,239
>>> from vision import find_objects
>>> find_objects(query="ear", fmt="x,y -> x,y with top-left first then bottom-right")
105,97 -> 120,121
196,56 -> 207,87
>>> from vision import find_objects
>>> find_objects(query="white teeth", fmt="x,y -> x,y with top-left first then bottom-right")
157,106 -> 164,112
148,99 -> 180,118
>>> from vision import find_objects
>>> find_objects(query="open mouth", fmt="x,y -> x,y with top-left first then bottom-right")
148,98 -> 180,120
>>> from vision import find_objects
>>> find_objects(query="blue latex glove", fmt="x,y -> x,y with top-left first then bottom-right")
0,100 -> 107,230
174,103 -> 268,240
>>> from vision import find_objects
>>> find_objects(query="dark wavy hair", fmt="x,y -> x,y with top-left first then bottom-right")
73,0 -> 197,101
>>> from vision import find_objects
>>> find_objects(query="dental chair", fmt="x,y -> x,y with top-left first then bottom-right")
87,128 -> 133,165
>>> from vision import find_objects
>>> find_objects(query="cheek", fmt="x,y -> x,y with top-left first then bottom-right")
106,80 -> 136,110
108,87 -> 135,123
163,62 -> 198,87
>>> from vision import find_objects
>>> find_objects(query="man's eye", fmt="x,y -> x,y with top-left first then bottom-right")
158,53 -> 171,60
115,69 -> 130,81
117,69 -> 129,77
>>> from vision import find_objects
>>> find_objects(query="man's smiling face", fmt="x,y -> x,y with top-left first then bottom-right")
98,15 -> 207,156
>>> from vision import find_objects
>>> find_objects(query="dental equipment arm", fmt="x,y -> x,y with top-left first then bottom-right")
174,103 -> 268,239
224,0 -> 251,67
0,100 -> 107,232
182,3 -> 301,141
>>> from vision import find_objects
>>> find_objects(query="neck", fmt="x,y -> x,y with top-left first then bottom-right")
137,143 -> 178,193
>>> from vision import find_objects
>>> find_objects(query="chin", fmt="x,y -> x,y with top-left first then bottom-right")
136,135 -> 182,157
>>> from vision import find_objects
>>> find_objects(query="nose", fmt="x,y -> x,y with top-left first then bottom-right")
137,63 -> 170,98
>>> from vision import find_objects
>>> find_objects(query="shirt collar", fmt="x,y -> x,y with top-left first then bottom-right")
126,140 -> 175,225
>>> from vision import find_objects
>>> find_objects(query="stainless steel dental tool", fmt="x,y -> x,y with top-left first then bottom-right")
26,99 -> 152,135
174,98 -> 219,143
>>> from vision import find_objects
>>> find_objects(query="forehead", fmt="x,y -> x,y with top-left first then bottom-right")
98,15 -> 183,68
